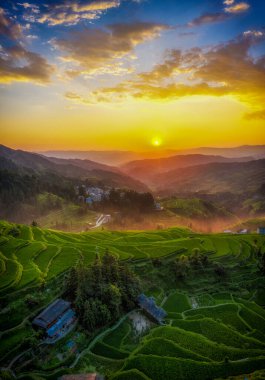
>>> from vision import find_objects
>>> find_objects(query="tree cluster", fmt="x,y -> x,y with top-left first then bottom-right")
100,189 -> 155,214
64,251 -> 140,332
258,252 -> 265,276
0,168 -> 76,220
172,249 -> 209,280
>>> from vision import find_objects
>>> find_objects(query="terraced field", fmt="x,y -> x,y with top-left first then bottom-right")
1,221 -> 264,295
90,291 -> 265,380
0,221 -> 265,379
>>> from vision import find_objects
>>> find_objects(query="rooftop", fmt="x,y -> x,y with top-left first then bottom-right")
33,299 -> 71,329
60,374 -> 100,380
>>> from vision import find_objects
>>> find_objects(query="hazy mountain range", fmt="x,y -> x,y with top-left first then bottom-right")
40,145 -> 265,166
1,144 -> 265,197
121,154 -> 253,186
155,159 -> 265,195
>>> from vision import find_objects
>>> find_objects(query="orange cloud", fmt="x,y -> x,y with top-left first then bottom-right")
244,109 -> 265,120
36,0 -> 121,26
224,2 -> 250,13
65,33 -> 265,116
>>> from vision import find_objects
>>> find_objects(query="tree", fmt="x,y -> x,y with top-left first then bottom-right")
83,300 -> 96,330
214,263 -> 226,277
66,250 -> 140,332
64,267 -> 78,301
258,252 -> 265,276
173,255 -> 190,280
102,284 -> 121,319
200,252 -> 209,267
189,248 -> 201,267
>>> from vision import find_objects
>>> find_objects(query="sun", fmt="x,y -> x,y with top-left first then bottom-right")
151,137 -> 162,147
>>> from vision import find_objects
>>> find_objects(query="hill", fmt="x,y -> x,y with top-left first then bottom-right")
172,145 -> 265,159
155,159 -> 265,195
161,197 -> 234,219
0,145 -> 148,192
121,154 -> 252,186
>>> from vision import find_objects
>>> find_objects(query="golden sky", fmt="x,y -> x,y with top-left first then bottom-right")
0,0 -> 265,152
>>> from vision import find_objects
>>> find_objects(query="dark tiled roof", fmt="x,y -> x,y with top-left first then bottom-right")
33,299 -> 71,329
138,293 -> 167,322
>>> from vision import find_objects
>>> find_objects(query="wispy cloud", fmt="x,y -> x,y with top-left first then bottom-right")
224,2 -> 250,13
66,32 -> 265,116
223,0 -> 235,5
19,0 -> 122,26
244,109 -> 265,120
54,22 -> 169,76
0,8 -> 22,40
188,12 -> 229,27
0,7 -> 54,84
0,45 -> 55,84
186,0 -> 250,28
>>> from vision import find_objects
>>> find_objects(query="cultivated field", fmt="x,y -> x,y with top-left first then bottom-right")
0,221 -> 265,379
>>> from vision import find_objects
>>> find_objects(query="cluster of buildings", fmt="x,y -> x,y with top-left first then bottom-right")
138,294 -> 167,324
76,186 -> 110,205
33,299 -> 76,342
257,227 -> 265,235
223,227 -> 265,235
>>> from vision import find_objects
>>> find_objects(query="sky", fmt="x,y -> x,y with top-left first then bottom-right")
0,0 -> 265,152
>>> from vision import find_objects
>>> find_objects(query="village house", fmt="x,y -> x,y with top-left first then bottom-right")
257,227 -> 265,235
138,294 -> 167,324
60,374 -> 103,380
32,299 -> 76,341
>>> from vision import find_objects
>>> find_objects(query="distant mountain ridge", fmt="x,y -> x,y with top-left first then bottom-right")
39,145 -> 265,165
120,154 -> 254,185
155,159 -> 265,195
0,145 -> 148,191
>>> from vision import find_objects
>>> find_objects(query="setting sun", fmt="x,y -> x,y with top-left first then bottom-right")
152,137 -> 162,147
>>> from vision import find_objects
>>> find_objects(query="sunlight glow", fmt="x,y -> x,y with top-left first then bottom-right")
152,137 -> 162,147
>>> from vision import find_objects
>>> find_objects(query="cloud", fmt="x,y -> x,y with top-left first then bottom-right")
224,2 -> 250,13
64,91 -> 93,104
244,109 -> 265,120
0,8 -> 22,40
188,12 -> 229,27
223,0 -> 234,5
67,32 -> 265,110
243,30 -> 264,38
0,44 -> 55,84
24,0 -> 121,26
0,6 -> 54,84
54,22 -> 169,76
185,0 -> 250,29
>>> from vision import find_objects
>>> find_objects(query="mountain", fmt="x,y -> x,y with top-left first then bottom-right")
175,145 -> 265,159
121,154 -> 253,186
39,150 -> 148,166
40,145 -> 265,165
0,145 -> 148,191
155,159 -> 265,195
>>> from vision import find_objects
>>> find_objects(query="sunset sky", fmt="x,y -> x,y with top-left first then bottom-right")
0,0 -> 265,152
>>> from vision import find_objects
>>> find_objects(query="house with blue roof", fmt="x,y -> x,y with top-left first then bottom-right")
33,298 -> 76,341
137,294 -> 167,324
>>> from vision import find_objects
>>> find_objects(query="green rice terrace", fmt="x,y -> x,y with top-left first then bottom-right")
0,220 -> 265,380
